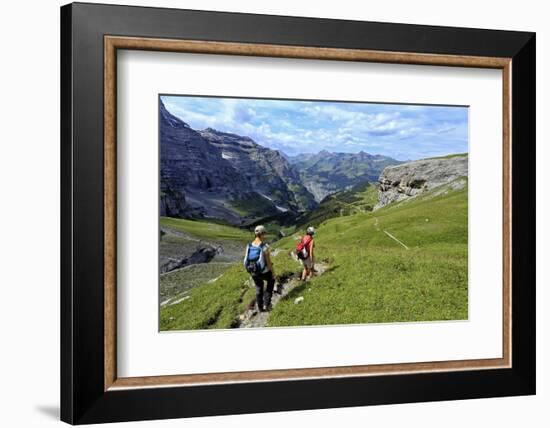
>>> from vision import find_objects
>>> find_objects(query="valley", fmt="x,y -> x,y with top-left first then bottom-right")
160,159 -> 469,330
158,100 -> 469,330
159,99 -> 401,225
160,174 -> 468,330
289,150 -> 401,202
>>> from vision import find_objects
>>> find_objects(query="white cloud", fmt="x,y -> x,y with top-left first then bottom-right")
162,96 -> 468,160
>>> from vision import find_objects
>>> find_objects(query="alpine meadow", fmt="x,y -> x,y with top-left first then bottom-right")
159,95 -> 469,331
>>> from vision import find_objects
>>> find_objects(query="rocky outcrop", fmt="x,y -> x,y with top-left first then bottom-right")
160,245 -> 219,274
290,150 -> 402,202
375,155 -> 468,209
159,179 -> 205,218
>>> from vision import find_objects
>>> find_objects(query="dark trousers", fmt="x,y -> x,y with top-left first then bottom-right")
252,270 -> 275,309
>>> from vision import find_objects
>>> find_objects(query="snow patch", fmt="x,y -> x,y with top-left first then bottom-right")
260,193 -> 289,212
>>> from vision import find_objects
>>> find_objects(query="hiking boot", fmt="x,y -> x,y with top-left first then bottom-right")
264,303 -> 273,312
275,284 -> 284,295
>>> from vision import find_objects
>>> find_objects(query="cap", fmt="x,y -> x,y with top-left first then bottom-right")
254,225 -> 267,235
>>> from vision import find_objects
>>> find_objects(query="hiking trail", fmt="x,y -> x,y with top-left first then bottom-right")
237,253 -> 329,329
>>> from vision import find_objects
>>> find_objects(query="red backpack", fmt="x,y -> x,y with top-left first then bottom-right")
296,235 -> 312,260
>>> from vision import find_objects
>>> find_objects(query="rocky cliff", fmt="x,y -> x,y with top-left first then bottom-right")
160,180 -> 192,218
160,101 -> 251,223
160,101 -> 316,224
375,154 -> 468,209
199,128 -> 316,211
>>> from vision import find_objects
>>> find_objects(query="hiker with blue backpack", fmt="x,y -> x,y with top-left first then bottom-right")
243,225 -> 275,312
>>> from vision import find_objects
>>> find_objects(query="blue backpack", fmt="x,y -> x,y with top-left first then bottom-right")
244,243 -> 266,276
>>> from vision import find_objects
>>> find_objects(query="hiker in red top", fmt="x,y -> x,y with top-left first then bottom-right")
296,226 -> 315,281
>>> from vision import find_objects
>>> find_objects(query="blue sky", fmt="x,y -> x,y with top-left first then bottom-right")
161,95 -> 468,161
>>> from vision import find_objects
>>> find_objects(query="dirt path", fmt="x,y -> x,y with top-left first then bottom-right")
237,255 -> 329,329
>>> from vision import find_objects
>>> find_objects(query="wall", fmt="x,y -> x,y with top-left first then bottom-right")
0,0 -> 546,427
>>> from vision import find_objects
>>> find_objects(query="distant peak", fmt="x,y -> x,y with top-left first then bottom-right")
357,150 -> 373,157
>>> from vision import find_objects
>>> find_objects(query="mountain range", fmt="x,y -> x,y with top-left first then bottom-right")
160,100 -> 401,225
288,151 -> 401,202
160,100 -> 316,225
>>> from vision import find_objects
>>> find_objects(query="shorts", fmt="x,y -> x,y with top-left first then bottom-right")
301,257 -> 313,269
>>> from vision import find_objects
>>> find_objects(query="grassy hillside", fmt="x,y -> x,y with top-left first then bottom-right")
269,184 -> 468,326
160,232 -> 301,331
160,217 -> 251,241
425,152 -> 468,161
160,262 -> 235,306
160,217 -> 253,307
228,192 -> 279,218
296,181 -> 378,228
160,181 -> 468,330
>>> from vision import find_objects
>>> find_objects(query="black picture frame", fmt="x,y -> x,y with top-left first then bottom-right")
61,2 -> 535,424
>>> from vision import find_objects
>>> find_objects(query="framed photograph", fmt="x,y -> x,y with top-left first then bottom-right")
60,2 -> 535,424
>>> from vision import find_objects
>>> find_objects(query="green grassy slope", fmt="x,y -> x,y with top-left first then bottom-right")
424,152 -> 468,160
160,262 -> 235,305
296,181 -> 379,228
160,234 -> 301,331
160,217 -> 253,306
269,184 -> 468,326
160,217 -> 251,241
161,262 -> 255,330
160,182 -> 468,330
228,192 -> 278,218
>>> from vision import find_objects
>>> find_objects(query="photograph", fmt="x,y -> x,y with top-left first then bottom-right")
54,2 -> 536,424
159,95 -> 469,331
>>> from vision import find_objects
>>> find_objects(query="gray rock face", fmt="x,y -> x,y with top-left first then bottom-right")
199,128 -> 316,211
160,101 -> 249,198
160,100 -> 317,224
160,245 -> 219,274
159,180 -> 204,218
375,155 -> 468,209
